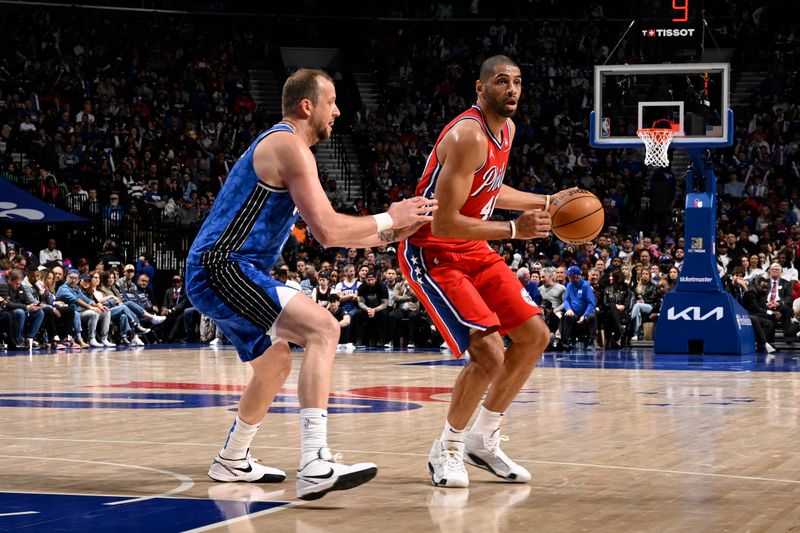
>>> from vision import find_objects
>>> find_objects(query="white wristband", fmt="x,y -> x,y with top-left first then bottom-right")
373,212 -> 394,233
545,194 -> 551,211
509,220 -> 516,240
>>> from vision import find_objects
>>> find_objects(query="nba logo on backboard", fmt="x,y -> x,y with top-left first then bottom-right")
601,117 -> 610,138
693,199 -> 703,208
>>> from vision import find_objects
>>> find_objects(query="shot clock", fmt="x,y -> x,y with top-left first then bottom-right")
635,0 -> 704,58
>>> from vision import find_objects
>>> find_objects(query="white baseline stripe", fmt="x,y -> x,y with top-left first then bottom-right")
0,511 -> 40,517
0,454 -> 194,505
2,437 -> 798,486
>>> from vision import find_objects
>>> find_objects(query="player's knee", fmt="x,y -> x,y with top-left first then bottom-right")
319,313 -> 341,345
469,334 -> 505,375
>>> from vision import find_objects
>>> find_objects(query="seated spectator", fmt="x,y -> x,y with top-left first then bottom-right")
55,270 -> 108,348
116,264 -> 138,292
78,274 -> 115,348
311,271 -> 334,308
91,271 -> 146,346
119,273 -> 161,326
160,275 -> 198,342
300,267 -> 317,298
0,268 -> 45,348
729,267 -> 774,353
516,267 -> 541,305
333,264 -> 361,344
0,294 -> 16,349
630,266 -> 662,341
743,277 -> 781,346
761,263 -> 793,338
539,267 -> 566,347
388,273 -> 421,349
100,270 -> 163,330
560,265 -> 598,351
601,270 -> 631,348
39,239 -> 62,266
357,271 -> 389,348
326,294 -> 354,351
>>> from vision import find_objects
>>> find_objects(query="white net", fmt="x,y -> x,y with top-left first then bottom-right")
637,128 -> 675,167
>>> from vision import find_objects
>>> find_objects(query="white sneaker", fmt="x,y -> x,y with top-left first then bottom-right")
151,315 -> 167,325
345,343 -> 356,351
89,338 -> 104,348
407,343 -> 415,350
427,438 -> 469,488
210,338 -> 221,346
101,338 -> 116,348
630,336 -> 639,342
440,341 -> 449,349
765,342 -> 776,354
135,324 -> 151,334
296,447 -> 377,501
131,336 -> 145,346
384,342 -> 393,350
463,431 -> 531,482
208,449 -> 286,483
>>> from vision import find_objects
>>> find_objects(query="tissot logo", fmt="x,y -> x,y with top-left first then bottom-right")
642,28 -> 696,37
666,306 -> 724,321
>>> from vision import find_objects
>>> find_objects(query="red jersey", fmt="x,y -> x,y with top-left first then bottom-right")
410,105 -> 511,252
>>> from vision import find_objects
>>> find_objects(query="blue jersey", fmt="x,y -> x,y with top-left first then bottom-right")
187,123 -> 299,272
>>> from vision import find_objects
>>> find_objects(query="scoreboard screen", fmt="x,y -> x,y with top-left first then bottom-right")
636,0 -> 704,55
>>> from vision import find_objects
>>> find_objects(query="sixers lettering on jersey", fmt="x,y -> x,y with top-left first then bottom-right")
411,105 -> 511,252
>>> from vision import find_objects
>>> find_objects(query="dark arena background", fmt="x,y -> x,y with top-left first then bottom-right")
1,0 -> 800,531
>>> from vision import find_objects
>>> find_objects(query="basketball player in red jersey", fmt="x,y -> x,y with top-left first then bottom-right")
399,55 -> 564,487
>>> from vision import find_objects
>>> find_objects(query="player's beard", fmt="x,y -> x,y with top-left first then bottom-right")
314,114 -> 332,142
486,91 -> 517,118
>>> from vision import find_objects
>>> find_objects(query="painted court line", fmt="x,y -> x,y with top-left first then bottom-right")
1,436 -> 798,487
0,511 -> 40,517
0,454 -> 194,505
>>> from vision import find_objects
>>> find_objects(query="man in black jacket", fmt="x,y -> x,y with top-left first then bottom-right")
0,269 -> 45,347
739,274 -> 777,352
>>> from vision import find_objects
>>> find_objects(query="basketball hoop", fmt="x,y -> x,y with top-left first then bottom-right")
637,120 -> 679,168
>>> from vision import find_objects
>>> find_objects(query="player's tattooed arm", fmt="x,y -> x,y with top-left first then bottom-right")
378,230 -> 397,242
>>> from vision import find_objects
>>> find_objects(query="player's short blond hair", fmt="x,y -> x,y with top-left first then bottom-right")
281,68 -> 333,116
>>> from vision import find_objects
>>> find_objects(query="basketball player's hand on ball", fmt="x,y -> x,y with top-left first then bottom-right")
516,209 -> 552,239
388,196 -> 438,228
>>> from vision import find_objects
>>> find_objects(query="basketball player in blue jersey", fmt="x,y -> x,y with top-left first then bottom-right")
186,68 -> 436,501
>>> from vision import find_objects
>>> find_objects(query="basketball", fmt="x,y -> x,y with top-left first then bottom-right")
548,189 -> 604,244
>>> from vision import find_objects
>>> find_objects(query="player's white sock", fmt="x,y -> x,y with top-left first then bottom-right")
440,419 -> 465,452
471,405 -> 504,437
219,416 -> 260,460
299,408 -> 328,467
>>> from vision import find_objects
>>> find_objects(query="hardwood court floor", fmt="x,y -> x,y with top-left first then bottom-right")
2,345 -> 800,532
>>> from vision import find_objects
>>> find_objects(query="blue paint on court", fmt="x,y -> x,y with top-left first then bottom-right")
0,492 -> 288,532
0,392 -> 421,413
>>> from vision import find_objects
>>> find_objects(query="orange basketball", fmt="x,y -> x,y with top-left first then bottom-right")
548,189 -> 604,244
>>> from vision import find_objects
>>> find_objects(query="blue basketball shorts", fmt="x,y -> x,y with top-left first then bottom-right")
186,261 -> 299,362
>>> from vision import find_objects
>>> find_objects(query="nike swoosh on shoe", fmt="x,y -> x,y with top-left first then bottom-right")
300,468 -> 335,480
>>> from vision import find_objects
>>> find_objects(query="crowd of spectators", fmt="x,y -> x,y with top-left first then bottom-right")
1,5 -> 799,352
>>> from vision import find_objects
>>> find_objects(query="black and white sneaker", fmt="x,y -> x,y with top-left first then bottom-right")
463,431 -> 531,482
296,447 -> 377,501
208,449 -> 286,483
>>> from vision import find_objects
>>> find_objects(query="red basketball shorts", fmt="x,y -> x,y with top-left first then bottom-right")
398,240 -> 541,357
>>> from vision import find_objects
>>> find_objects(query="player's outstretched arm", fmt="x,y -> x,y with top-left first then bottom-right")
496,185 -> 580,212
496,185 -> 549,211
268,136 -> 435,247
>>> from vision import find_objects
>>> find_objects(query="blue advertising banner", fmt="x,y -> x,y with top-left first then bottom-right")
0,178 -> 87,223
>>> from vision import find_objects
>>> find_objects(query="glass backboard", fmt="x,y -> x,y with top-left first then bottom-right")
590,63 -> 731,148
